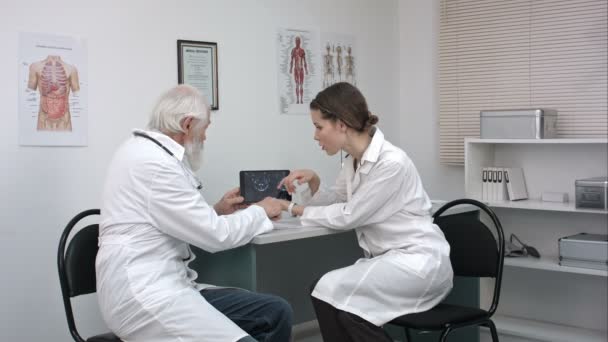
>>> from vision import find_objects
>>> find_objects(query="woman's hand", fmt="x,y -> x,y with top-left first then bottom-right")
213,187 -> 247,215
276,199 -> 305,217
278,169 -> 320,195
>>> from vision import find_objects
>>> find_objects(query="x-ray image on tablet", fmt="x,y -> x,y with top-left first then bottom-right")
240,170 -> 292,203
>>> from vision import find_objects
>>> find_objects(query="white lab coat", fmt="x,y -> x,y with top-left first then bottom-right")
96,129 -> 273,342
301,128 -> 454,326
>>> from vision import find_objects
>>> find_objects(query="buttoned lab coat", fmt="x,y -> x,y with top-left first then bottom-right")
301,129 -> 454,326
96,129 -> 274,342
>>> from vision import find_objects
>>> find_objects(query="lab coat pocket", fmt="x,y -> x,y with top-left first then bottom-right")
386,250 -> 434,279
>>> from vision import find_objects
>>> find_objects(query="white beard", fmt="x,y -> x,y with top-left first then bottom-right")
184,139 -> 204,171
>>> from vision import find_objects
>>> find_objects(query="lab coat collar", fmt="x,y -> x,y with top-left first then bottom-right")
132,128 -> 186,162
358,127 -> 384,173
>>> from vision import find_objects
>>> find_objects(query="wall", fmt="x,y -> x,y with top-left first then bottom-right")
397,0 -> 464,200
0,0 -> 399,340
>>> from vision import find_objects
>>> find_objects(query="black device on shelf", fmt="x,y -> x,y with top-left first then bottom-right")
239,170 -> 292,203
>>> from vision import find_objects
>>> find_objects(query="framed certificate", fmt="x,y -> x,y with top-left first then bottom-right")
177,40 -> 219,110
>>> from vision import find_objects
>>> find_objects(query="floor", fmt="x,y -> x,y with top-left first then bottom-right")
295,334 -> 322,342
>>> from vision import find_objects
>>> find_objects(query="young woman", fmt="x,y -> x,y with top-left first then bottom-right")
278,82 -> 453,341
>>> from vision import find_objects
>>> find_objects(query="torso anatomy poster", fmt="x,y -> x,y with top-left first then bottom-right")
18,32 -> 88,146
276,28 -> 321,115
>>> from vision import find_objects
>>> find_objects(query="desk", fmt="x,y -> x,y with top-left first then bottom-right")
191,226 -> 361,324
190,202 -> 480,341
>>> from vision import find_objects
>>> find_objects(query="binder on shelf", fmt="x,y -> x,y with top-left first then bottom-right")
491,167 -> 498,201
482,168 -> 489,201
505,167 -> 528,201
497,168 -> 507,201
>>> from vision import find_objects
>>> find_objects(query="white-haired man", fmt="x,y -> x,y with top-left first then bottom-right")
96,85 -> 292,342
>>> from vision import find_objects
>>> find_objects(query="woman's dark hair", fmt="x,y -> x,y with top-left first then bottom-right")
310,82 -> 379,132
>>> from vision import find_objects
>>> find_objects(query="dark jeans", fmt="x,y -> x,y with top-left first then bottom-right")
310,280 -> 392,342
201,288 -> 293,342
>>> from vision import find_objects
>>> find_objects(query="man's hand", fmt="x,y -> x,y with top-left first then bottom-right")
214,187 -> 247,215
255,197 -> 283,221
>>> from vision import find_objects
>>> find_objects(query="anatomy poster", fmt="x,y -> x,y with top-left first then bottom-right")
276,28 -> 321,115
19,32 -> 88,146
321,33 -> 357,89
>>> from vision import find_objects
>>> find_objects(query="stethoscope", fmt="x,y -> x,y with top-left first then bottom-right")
133,131 -> 203,190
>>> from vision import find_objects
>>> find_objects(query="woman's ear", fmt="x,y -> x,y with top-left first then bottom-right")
338,120 -> 348,133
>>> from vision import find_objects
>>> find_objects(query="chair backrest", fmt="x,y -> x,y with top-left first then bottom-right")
57,209 -> 101,342
432,199 -> 505,315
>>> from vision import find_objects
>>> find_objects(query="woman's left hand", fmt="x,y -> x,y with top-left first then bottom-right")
277,199 -> 304,217
214,187 -> 248,215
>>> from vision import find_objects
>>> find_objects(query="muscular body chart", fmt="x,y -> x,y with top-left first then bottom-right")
276,28 -> 320,115
289,37 -> 308,104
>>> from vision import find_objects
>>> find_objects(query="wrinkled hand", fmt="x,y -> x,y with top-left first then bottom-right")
277,169 -> 320,194
255,197 -> 283,221
214,187 -> 247,215
277,199 -> 291,212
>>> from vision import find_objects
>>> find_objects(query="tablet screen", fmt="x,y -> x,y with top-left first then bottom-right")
239,170 -> 291,203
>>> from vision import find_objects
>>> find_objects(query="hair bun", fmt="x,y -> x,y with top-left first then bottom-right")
368,114 -> 379,125
362,113 -> 379,131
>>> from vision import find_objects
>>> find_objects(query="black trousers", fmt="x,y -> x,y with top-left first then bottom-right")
310,280 -> 393,342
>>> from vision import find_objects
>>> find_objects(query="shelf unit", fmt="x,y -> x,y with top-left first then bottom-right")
465,138 -> 608,342
504,256 -> 607,277
466,138 -> 607,144
483,315 -> 608,342
481,199 -> 607,214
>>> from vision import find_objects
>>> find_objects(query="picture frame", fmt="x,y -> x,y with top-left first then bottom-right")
177,39 -> 219,110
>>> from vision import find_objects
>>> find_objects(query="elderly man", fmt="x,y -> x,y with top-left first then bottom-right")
96,85 -> 292,342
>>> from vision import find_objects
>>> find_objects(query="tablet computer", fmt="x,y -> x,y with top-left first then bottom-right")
239,170 -> 292,203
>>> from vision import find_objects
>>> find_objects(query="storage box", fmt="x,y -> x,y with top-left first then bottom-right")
559,233 -> 608,271
575,177 -> 608,210
480,109 -> 557,139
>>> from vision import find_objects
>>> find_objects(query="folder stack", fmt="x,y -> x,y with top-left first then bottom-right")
481,167 -> 528,201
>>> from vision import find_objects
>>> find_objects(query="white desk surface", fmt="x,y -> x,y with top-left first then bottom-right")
252,225 -> 346,244
252,200 -> 476,245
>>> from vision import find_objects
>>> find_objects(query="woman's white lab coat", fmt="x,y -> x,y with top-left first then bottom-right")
301,128 -> 453,326
96,130 -> 274,342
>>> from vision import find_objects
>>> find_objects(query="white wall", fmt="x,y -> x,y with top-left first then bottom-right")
397,0 -> 464,200
0,1 -> 399,340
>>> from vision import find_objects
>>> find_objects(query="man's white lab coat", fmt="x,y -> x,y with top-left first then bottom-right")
302,129 -> 454,326
96,129 -> 273,342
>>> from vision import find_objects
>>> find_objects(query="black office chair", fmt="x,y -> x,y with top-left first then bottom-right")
57,209 -> 123,342
390,198 -> 505,342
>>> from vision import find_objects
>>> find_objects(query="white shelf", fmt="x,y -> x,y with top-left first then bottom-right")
504,255 -> 608,277
467,138 -> 608,338
483,199 -> 608,214
467,138 -> 608,144
486,315 -> 608,342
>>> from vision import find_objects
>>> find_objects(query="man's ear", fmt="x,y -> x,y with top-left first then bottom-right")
181,116 -> 195,132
